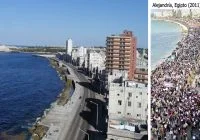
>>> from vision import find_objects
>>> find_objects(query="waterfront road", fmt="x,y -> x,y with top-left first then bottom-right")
58,63 -> 106,140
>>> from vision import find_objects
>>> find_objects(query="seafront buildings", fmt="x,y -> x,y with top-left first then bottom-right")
152,9 -> 200,19
106,30 -> 137,81
106,30 -> 148,140
65,38 -> 73,63
60,32 -> 147,139
71,46 -> 106,77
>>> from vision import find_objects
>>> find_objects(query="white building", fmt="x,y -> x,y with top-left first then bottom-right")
66,39 -> 72,55
71,46 -> 88,67
107,72 -> 148,140
108,80 -> 148,122
87,50 -> 106,74
0,45 -> 10,52
78,46 -> 87,57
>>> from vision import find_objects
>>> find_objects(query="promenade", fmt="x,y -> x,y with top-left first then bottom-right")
30,58 -> 107,140
35,61 -> 85,140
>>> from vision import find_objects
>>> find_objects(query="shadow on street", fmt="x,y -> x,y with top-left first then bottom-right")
80,98 -> 107,140
78,82 -> 99,93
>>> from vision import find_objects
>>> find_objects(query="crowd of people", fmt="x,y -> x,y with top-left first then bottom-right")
151,27 -> 200,139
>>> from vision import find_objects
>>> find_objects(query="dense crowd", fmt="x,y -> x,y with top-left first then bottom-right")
151,27 -> 200,139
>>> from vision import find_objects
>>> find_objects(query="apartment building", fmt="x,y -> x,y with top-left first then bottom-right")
106,30 -> 137,80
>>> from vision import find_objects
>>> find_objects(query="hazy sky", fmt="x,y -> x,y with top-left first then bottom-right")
0,0 -> 148,48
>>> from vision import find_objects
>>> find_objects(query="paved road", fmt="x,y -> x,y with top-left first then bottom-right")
63,63 -> 96,140
49,59 -> 106,140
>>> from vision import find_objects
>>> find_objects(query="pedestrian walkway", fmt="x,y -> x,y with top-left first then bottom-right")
34,62 -> 86,140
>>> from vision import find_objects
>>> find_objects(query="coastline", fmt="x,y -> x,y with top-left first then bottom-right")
0,53 -> 67,140
152,18 -> 188,33
151,19 -> 188,70
30,57 -> 73,139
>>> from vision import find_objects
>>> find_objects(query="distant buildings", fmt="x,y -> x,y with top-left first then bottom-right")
0,45 -> 10,52
71,46 -> 87,67
106,30 -> 137,80
71,46 -> 106,77
152,9 -> 200,18
87,49 -> 106,77
65,39 -> 73,62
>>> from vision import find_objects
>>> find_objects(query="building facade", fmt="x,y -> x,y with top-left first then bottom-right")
66,38 -> 72,55
106,30 -> 137,80
107,74 -> 148,140
87,50 -> 106,74
108,80 -> 148,121
134,49 -> 148,84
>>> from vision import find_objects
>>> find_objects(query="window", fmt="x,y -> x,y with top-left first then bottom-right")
127,113 -> 131,115
136,84 -> 138,88
136,96 -> 138,98
137,114 -> 141,117
145,84 -> 148,87
117,93 -> 120,96
118,100 -> 122,105
118,112 -> 121,114
138,102 -> 142,108
128,92 -> 132,97
139,92 -> 142,95
128,101 -> 131,106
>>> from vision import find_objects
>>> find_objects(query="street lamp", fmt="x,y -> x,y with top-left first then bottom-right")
79,128 -> 89,140
90,101 -> 98,129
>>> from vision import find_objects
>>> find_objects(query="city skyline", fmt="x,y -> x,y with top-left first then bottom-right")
0,0 -> 147,48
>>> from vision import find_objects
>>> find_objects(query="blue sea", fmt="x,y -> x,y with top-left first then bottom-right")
151,20 -> 183,69
0,53 -> 64,138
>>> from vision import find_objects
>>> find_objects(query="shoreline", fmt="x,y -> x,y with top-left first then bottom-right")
152,18 -> 188,33
0,54 -> 69,140
151,19 -> 188,70
30,57 -> 73,139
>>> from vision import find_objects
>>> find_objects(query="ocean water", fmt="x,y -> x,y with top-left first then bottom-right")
151,20 -> 183,69
0,53 -> 64,137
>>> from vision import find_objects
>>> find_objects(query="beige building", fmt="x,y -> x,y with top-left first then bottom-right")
107,73 -> 148,140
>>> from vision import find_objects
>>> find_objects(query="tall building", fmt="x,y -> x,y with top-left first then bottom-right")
106,30 -> 136,80
66,38 -> 72,55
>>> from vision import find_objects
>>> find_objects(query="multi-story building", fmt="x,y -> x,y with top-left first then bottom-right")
87,50 -> 106,75
106,30 -> 137,80
107,73 -> 148,140
66,38 -> 72,55
71,46 -> 87,67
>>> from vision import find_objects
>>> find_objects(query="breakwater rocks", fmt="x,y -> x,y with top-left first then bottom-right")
30,59 -> 74,140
